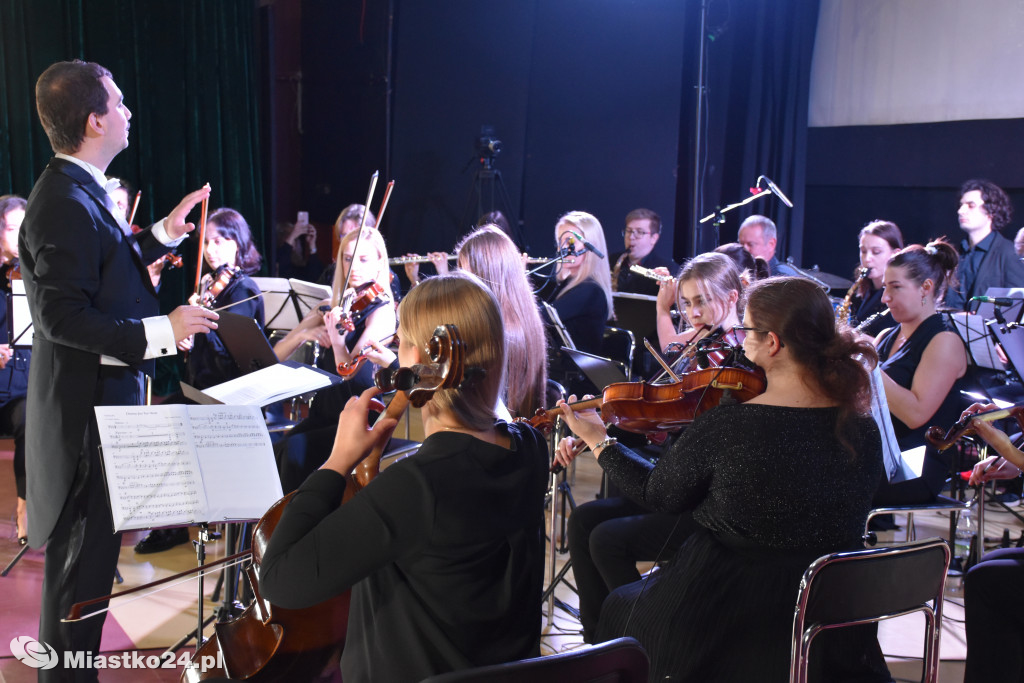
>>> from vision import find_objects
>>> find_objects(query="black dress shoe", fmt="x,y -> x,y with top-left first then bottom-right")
134,527 -> 191,554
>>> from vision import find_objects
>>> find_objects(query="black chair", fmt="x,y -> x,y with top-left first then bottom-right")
789,538 -> 950,683
419,637 -> 649,683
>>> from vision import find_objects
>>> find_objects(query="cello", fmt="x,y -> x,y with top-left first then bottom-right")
179,324 -> 465,681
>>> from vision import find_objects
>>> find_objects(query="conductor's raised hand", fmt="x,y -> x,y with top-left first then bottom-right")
557,394 -> 608,450
168,305 -> 218,342
164,184 -> 212,240
323,387 -> 399,476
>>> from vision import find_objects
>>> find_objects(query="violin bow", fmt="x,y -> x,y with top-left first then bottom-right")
376,179 -> 395,228
193,184 -> 211,297
337,171 -> 379,307
127,190 -> 141,228
643,338 -> 680,382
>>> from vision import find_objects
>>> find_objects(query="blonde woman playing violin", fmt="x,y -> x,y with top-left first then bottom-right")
654,252 -> 744,373
275,227 -> 397,493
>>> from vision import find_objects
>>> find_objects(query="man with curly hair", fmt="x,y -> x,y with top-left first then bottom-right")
945,178 -> 1024,310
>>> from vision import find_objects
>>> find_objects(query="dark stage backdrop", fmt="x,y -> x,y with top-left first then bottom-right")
804,119 -> 1024,280
0,0 -> 265,393
384,1 -> 687,264
294,0 -> 819,272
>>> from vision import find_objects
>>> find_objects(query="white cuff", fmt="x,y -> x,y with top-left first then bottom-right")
143,316 -> 178,359
151,219 -> 187,248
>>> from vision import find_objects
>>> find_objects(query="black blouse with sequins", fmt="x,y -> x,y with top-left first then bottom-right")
597,403 -> 883,550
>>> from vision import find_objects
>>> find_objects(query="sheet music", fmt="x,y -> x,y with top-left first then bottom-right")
187,406 -> 283,521
95,404 -> 284,531
95,405 -> 208,531
201,362 -> 332,405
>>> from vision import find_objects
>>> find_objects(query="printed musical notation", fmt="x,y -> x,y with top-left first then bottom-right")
95,405 -> 284,531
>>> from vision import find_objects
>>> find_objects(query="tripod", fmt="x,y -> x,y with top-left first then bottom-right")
460,155 -> 523,247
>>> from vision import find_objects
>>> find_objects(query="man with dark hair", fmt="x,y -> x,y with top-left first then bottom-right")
610,208 -> 677,295
21,59 -> 218,681
945,178 -> 1024,310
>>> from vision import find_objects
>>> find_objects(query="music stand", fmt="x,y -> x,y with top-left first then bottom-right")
949,311 -> 1004,371
215,311 -> 279,375
8,279 -> 33,347
251,277 -> 331,332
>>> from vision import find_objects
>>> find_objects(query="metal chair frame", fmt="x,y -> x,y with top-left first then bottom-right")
789,538 -> 950,683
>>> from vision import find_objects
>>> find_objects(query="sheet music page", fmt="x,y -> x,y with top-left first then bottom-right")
868,363 -> 903,480
95,405 -> 207,531
202,363 -> 332,405
188,405 -> 283,521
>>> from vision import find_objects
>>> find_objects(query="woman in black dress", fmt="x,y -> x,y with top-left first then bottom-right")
260,273 -> 549,682
545,211 -> 612,355
554,276 -> 889,682
873,240 -> 967,505
185,207 -> 265,390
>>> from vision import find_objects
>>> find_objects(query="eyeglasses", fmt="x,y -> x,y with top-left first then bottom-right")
622,229 -> 652,237
732,325 -> 785,348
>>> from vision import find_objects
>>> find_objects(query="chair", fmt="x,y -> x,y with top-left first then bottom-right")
419,637 -> 649,683
789,538 -> 950,683
864,494 -> 970,545
602,326 -> 636,380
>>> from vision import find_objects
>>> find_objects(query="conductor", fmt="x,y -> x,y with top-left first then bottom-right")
20,60 -> 218,682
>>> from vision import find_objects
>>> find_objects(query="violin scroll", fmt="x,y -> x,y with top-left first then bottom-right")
925,405 -> 1024,452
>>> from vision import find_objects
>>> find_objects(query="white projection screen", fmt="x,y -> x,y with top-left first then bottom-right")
810,0 -> 1024,127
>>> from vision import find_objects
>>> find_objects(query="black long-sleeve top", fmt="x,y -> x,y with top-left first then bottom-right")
597,403 -> 883,550
259,422 -> 549,682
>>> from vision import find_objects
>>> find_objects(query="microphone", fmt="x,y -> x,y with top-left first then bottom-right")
972,296 -> 1018,307
570,230 -> 606,259
759,175 -> 794,208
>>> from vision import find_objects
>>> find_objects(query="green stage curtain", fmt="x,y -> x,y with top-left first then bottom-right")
0,0 -> 265,394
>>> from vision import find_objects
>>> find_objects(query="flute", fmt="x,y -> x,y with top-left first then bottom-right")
389,254 -> 458,265
629,264 -> 674,283
389,253 -> 550,265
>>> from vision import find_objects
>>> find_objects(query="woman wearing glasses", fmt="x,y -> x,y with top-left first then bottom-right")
553,277 -> 889,682
655,252 -> 744,375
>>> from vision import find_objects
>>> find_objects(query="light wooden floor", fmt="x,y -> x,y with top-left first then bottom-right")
5,413 -> 1024,681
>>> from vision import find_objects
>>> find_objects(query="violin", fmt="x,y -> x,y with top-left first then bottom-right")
4,258 -> 20,288
198,264 -> 241,309
527,365 -> 766,436
336,281 -> 386,333
651,326 -> 739,383
181,324 -> 465,681
925,405 -> 1024,451
130,222 -> 183,270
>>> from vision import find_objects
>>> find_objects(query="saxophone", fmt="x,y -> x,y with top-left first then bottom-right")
835,268 -> 869,327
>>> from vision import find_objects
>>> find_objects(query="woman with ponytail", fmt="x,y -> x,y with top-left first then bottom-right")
552,277 -> 889,682
873,239 -> 968,505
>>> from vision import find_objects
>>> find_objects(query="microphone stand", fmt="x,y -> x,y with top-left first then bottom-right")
699,187 -> 774,249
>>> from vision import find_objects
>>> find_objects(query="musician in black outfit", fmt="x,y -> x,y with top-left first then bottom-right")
260,273 -> 548,681
0,195 -> 29,545
609,208 -> 677,295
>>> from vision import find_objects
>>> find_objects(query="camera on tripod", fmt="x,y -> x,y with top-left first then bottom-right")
476,125 -> 502,163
